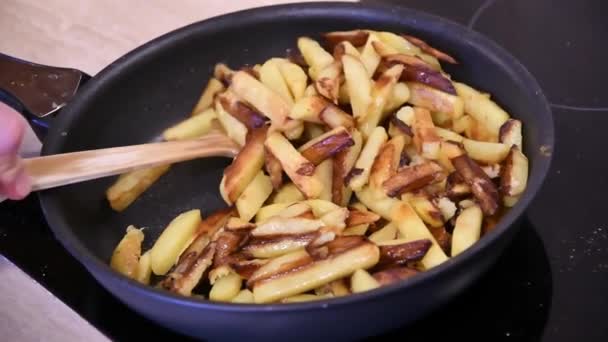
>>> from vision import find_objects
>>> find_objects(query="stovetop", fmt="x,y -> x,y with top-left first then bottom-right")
1,0 -> 607,341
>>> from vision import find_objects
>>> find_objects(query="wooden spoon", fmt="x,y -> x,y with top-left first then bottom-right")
23,131 -> 239,191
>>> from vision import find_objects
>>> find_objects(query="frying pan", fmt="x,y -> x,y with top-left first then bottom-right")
0,2 -> 554,341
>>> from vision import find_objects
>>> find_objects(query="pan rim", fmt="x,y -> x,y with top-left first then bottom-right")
38,1 -> 554,313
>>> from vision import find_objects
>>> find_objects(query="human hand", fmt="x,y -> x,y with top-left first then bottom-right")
0,103 -> 31,200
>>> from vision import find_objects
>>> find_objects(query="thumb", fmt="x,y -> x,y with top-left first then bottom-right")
0,103 -> 26,155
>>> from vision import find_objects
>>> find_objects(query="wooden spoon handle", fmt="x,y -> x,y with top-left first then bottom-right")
23,132 -> 238,191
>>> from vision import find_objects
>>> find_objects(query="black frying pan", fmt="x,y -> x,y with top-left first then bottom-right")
0,3 -> 554,341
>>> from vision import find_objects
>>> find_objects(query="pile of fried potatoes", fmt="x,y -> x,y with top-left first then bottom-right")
108,29 -> 529,304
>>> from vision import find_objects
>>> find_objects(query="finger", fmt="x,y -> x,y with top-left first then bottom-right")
0,158 -> 31,200
0,102 -> 26,155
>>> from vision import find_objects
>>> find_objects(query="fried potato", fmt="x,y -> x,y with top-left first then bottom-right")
215,96 -> 248,146
220,126 -> 267,204
278,60 -> 308,100
319,207 -> 349,229
135,250 -> 152,284
384,82 -> 411,114
412,107 -> 441,160
110,225 -> 144,279
355,186 -> 400,220
209,272 -> 242,302
314,159 -> 334,202
407,82 -> 464,119
150,209 -> 202,275
303,199 -> 342,218
349,127 -> 388,191
214,63 -> 236,85
408,193 -> 444,227
454,82 -> 510,141
383,54 -> 456,94
343,224 -> 370,236
351,269 -> 380,293
462,139 -> 510,164
369,141 -> 396,189
191,78 -> 225,116
264,147 -> 283,190
383,161 -> 444,197
377,31 -> 421,56
217,91 -> 267,130
332,130 -> 362,206
320,104 -> 356,129
299,126 -> 354,165
499,119 -> 523,150
260,59 -> 294,105
106,164 -> 171,212
304,84 -> 319,97
243,234 -> 315,259
401,34 -> 458,64
265,132 -> 322,198
255,203 -> 291,223
500,146 -> 529,207
236,171 -> 273,222
248,249 -> 312,286
315,61 -> 342,103
435,126 -> 465,143
290,95 -> 328,123
271,182 -> 305,204
358,64 -> 404,139
323,30 -> 370,49
376,238 -> 432,268
162,108 -> 217,141
369,222 -> 398,244
252,216 -> 324,236
451,154 -> 499,216
297,37 -> 334,79
278,202 -> 313,219
231,289 -> 255,303
253,241 -> 379,303
390,202 -> 448,269
451,204 -> 483,256
342,54 -> 372,120
359,32 -> 383,77
333,40 -> 361,61
231,71 -> 291,129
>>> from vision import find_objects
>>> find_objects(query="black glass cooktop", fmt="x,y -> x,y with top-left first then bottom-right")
1,0 -> 607,341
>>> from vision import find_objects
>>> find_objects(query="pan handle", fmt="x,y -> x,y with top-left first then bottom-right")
0,53 -> 90,140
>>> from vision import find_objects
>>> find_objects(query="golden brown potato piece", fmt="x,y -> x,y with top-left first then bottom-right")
215,96 -> 248,146
110,226 -> 144,279
376,238 -> 432,268
231,71 -> 291,129
253,240 -> 379,303
332,40 -> 361,61
252,216 -> 324,236
408,193 -> 444,228
390,201 -> 448,269
412,107 -> 441,160
209,272 -> 242,302
271,182 -> 305,205
265,131 -> 322,198
260,59 -> 294,105
451,204 -> 483,256
451,154 -> 499,216
346,208 -> 381,227
161,241 -> 216,296
401,34 -> 458,64
383,161 -> 444,197
342,54 -> 372,120
369,141 -> 396,189
299,126 -> 354,165
462,139 -> 510,164
319,103 -> 356,130
220,126 -> 267,204
351,269 -> 380,293
384,82 -> 411,114
298,37 -> 334,72
359,32 -> 383,77
217,91 -> 267,130
248,249 -> 313,286
372,267 -> 419,286
383,54 -> 456,94
150,209 -> 202,276
163,108 -> 217,141
314,159 -> 334,202
236,171 -> 274,222
407,82 -> 464,119
499,119 -> 523,150
264,147 -> 284,190
191,78 -> 225,116
214,63 -> 236,85
500,146 -> 529,207
243,233 -> 317,259
349,127 -> 388,191
332,130 -> 362,206
446,171 -> 471,199
290,95 -> 329,124
315,61 -> 342,103
357,64 -> 404,139
323,30 -> 370,49
454,82 -> 510,142
368,222 -> 398,244
106,164 -> 171,212
277,60 -> 308,101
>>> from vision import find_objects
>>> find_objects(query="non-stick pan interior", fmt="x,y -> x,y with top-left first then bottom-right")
39,3 -> 552,282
